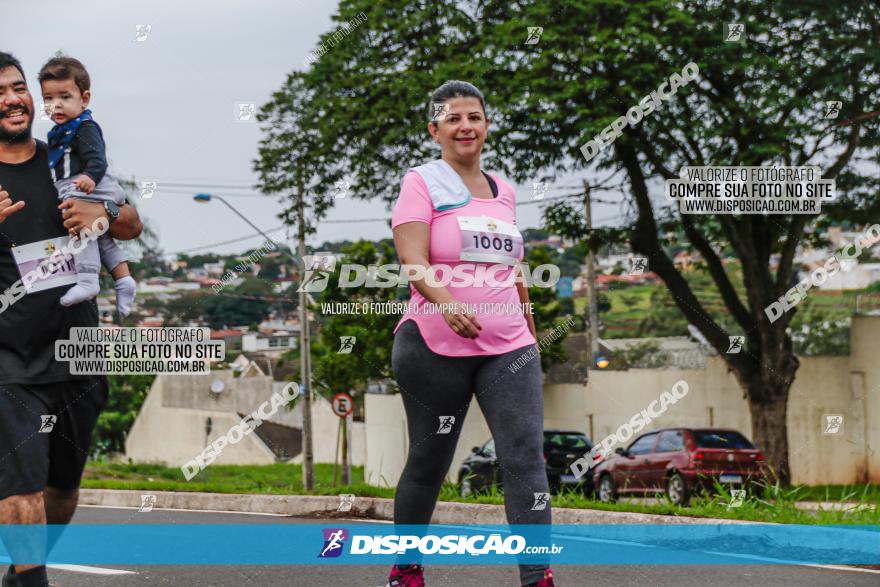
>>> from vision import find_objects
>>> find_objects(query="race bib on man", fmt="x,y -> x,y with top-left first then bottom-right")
10,236 -> 77,294
457,216 -> 524,266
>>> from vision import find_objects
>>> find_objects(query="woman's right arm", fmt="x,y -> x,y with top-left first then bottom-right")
393,221 -> 482,339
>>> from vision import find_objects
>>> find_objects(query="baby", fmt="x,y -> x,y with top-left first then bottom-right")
38,55 -> 136,316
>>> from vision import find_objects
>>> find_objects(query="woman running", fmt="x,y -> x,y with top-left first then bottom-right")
387,80 -> 555,587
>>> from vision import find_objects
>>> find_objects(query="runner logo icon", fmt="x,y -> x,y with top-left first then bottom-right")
531,492 -> 549,510
299,254 -> 337,292
436,416 -> 455,434
726,336 -> 744,354
38,415 -> 57,433
319,528 -> 348,558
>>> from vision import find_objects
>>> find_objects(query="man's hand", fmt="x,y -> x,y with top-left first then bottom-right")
73,174 -> 96,194
58,199 -> 106,236
0,185 -> 25,223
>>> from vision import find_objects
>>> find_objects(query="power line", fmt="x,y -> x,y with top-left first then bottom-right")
162,226 -> 287,257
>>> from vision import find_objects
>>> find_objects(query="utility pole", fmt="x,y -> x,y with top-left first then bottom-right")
583,179 -> 599,364
296,189 -> 315,491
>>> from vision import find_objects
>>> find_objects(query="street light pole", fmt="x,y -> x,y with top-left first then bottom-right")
194,194 -> 287,256
296,191 -> 315,491
193,192 -> 315,490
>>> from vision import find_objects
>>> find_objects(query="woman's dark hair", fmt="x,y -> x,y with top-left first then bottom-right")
0,52 -> 25,80
428,80 -> 486,122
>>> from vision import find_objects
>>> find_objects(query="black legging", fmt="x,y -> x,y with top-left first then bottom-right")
391,319 -> 550,585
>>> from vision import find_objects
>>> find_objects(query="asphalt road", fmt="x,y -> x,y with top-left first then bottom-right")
20,506 -> 879,587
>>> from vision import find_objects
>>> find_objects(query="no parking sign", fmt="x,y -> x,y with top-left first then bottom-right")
331,392 -> 354,418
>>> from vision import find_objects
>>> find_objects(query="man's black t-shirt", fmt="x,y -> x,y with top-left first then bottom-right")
0,140 -> 97,384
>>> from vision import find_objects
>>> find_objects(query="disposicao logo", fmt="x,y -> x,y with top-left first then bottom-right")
319,528 -> 348,558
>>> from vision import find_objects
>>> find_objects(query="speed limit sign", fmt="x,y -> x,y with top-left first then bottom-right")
331,392 -> 354,418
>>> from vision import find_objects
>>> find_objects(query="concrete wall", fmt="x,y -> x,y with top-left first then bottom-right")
126,372 -> 366,468
125,374 -> 278,466
365,316 -> 880,487
298,394 -> 366,467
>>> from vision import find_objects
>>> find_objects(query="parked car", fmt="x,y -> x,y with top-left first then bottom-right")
458,430 -> 594,497
592,428 -> 766,506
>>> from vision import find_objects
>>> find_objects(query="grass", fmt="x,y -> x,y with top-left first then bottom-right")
83,462 -> 394,498
82,462 -> 879,525
573,279 -> 878,339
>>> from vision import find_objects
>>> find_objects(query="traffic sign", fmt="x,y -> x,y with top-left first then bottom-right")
331,392 -> 354,418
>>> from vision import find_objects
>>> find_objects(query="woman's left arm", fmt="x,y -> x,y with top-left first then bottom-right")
515,265 -> 537,340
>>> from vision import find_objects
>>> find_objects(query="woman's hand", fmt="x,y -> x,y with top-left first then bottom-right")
442,302 -> 482,339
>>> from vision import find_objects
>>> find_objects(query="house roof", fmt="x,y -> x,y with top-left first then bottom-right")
237,413 -> 301,460
211,329 -> 244,339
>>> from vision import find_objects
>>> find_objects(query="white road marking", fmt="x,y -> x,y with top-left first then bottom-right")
804,564 -> 880,575
48,564 -> 136,575
0,557 -> 135,576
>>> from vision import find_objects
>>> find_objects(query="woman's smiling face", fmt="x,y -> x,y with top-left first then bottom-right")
427,96 -> 490,161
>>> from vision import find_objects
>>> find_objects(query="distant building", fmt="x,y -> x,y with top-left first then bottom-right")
273,279 -> 296,294
192,276 -> 222,289
203,261 -> 226,277
801,262 -> 880,291
242,332 -> 297,356
211,329 -> 244,348
258,319 -> 300,334
138,281 -> 201,294
186,267 -> 209,280
598,336 -> 715,369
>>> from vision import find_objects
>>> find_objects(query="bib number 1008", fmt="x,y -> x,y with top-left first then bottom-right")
473,235 -> 514,252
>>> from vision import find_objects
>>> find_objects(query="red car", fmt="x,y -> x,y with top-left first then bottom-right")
592,428 -> 766,505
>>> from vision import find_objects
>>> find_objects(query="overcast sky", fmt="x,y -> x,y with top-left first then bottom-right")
10,0 -> 623,259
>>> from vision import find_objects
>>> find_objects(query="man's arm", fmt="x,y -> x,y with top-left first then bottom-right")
59,199 -> 143,240
110,203 -> 143,240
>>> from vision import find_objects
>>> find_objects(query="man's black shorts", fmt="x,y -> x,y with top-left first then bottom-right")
0,377 -> 108,500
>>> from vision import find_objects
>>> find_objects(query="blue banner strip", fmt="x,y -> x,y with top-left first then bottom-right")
0,524 -> 877,565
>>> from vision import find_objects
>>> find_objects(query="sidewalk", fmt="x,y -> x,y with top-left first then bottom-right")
79,489 -> 880,562
80,489 -> 755,525
613,495 -> 875,512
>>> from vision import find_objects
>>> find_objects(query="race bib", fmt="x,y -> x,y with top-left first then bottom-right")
10,236 -> 77,294
457,216 -> 524,266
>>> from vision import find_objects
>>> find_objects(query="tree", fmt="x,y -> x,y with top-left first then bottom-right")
524,245 -> 574,370
310,241 -> 401,405
92,374 -> 154,455
286,0 -> 879,484
202,278 -> 284,328
257,257 -> 283,280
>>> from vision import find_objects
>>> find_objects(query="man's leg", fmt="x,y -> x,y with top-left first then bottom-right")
42,376 -> 108,556
0,384 -> 54,586
42,487 -> 79,526
0,377 -> 107,587
0,492 -> 46,576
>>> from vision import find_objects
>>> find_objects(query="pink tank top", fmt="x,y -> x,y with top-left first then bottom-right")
391,162 -> 537,356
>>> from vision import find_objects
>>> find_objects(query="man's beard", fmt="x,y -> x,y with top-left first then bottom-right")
0,105 -> 34,144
